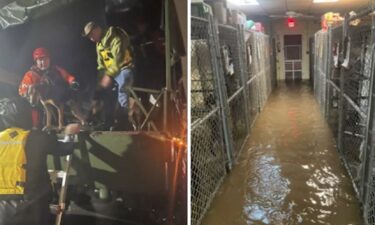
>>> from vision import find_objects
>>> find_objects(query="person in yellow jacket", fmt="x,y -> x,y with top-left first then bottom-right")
82,21 -> 134,130
0,97 -> 80,225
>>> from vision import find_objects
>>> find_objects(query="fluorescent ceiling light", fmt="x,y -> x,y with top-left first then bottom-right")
228,0 -> 259,5
313,0 -> 338,3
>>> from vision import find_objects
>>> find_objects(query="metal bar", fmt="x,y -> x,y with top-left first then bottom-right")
256,72 -> 261,112
347,7 -> 373,22
339,153 -> 362,199
128,88 -> 159,131
217,24 -> 237,31
285,60 -> 302,62
167,144 -> 184,225
163,89 -> 168,132
247,75 -> 258,85
361,13 -> 375,224
343,130 -> 365,138
131,87 -> 161,95
337,17 -> 348,153
191,107 -> 220,128
191,16 -> 208,23
55,155 -> 72,225
327,79 -> 341,91
140,91 -> 165,129
360,43 -> 375,217
164,0 -> 171,132
227,87 -> 244,103
325,30 -> 332,118
342,93 -> 367,118
237,25 -> 250,133
206,11 -> 234,170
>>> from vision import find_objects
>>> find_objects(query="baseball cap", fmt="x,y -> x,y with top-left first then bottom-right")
82,21 -> 97,37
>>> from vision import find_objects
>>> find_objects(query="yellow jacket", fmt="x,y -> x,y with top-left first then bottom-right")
0,128 -> 29,195
96,27 -> 133,78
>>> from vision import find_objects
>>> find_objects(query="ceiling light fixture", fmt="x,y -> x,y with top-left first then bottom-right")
228,0 -> 259,6
313,0 -> 338,3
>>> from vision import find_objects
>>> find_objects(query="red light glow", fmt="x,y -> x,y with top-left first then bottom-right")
287,17 -> 296,28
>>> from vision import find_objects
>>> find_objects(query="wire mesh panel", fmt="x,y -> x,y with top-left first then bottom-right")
255,34 -> 267,109
191,5 -> 275,224
340,25 -> 372,193
260,35 -> 273,108
366,172 -> 375,225
364,113 -> 375,225
244,31 -> 257,80
264,36 -> 273,96
239,28 -> 259,128
326,82 -> 340,135
218,24 -> 248,158
329,26 -> 344,86
341,99 -> 366,191
359,13 -> 375,225
318,26 -> 343,139
241,30 -> 274,126
327,26 -> 344,139
247,78 -> 259,125
191,16 -> 228,225
342,26 -> 372,110
314,8 -> 375,225
247,32 -> 272,110
218,25 -> 243,97
314,30 -> 328,116
364,60 -> 375,225
244,31 -> 260,126
270,37 -> 278,89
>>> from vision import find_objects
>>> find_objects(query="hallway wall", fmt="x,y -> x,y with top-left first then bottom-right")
271,19 -> 320,80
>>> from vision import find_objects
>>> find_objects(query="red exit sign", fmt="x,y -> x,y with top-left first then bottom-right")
287,17 -> 296,28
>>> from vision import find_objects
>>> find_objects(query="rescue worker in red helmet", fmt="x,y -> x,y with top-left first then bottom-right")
19,48 -> 79,97
18,47 -> 85,128
0,96 -> 80,225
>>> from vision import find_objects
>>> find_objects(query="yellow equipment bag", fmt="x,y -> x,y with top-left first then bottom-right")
0,128 -> 29,195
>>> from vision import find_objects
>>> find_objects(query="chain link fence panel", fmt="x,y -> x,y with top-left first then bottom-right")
341,25 -> 372,193
245,31 -> 272,110
314,30 -> 328,116
313,9 -> 375,225
343,26 -> 372,111
325,26 -> 344,139
190,9 -> 275,225
218,24 -> 248,158
191,16 -> 229,225
244,31 -> 260,126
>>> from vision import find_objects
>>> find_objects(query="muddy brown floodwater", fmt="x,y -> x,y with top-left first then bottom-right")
201,82 -> 363,225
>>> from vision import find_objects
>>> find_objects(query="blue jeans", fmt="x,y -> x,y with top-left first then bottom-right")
114,68 -> 133,109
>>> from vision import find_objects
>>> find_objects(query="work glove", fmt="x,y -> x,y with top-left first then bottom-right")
70,81 -> 80,91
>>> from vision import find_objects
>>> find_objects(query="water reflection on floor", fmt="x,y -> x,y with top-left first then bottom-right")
201,82 -> 363,225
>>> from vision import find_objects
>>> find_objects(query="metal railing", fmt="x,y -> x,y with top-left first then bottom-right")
190,4 -> 276,225
313,7 -> 375,224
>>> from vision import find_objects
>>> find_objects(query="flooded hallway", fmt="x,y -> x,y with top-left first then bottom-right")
191,1 -> 375,225
201,83 -> 363,225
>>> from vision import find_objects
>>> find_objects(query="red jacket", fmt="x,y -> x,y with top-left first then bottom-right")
19,65 -> 75,97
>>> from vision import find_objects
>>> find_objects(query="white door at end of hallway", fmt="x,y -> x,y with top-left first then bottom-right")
284,34 -> 302,81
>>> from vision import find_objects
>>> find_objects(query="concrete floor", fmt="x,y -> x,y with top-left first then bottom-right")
201,82 -> 363,225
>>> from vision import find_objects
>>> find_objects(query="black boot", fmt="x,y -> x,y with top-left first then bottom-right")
113,108 -> 133,131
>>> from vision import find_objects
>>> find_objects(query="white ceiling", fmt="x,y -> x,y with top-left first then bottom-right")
228,0 -> 370,18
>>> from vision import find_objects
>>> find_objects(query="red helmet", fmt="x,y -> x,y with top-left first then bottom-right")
32,47 -> 50,61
